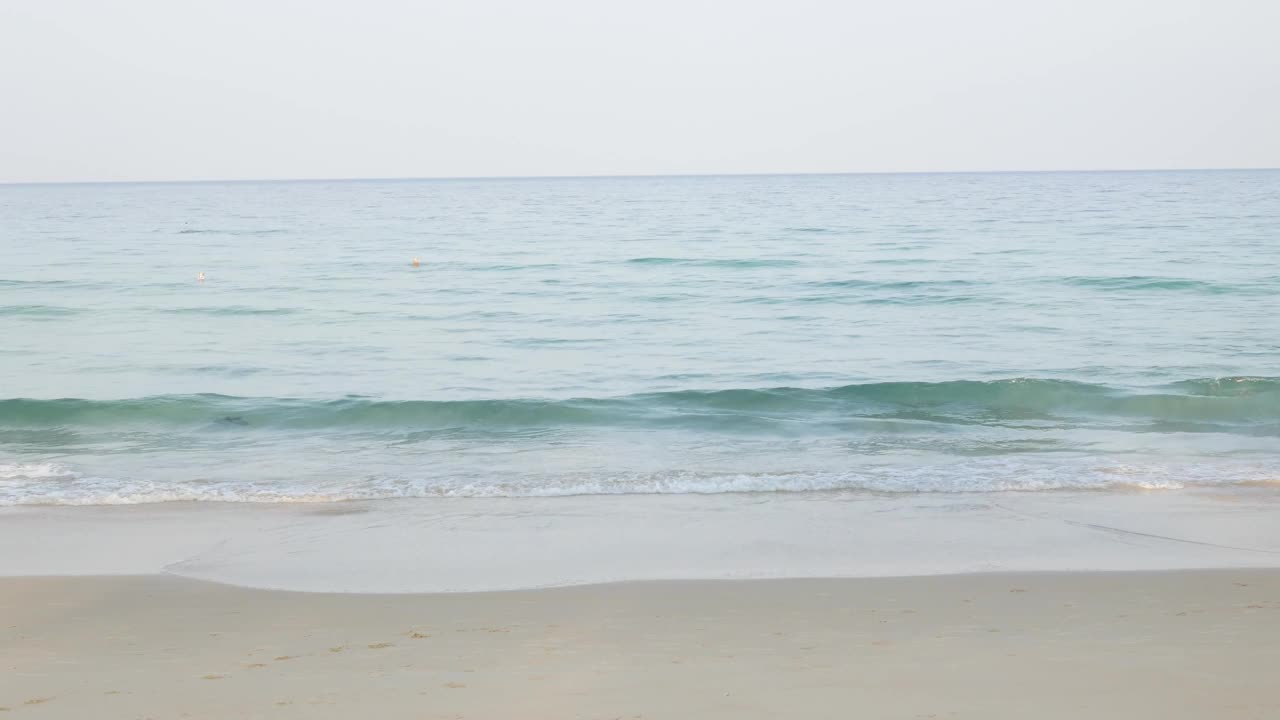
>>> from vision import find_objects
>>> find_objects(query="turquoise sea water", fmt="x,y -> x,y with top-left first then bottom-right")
1,171 -> 1278,503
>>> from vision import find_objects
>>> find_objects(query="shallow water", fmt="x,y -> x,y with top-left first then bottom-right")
2,171 -> 1278,503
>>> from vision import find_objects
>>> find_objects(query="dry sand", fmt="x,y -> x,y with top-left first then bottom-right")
3,570 -> 1278,719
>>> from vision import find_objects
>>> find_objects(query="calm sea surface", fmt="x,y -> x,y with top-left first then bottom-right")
1,171 -> 1278,503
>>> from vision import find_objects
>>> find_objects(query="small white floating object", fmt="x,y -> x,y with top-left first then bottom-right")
197,272 -> 206,282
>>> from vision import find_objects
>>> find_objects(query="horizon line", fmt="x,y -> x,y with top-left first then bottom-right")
2,166 -> 1277,187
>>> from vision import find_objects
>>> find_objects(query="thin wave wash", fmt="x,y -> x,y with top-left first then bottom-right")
2,171 -> 1278,504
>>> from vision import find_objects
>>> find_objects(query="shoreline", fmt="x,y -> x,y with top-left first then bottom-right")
4,570 -> 1278,719
3,489 -> 1279,593
6,486 -> 1278,719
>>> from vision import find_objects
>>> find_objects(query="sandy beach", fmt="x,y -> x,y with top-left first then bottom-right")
5,490 -> 1280,592
3,492 -> 1279,718
3,570 -> 1278,720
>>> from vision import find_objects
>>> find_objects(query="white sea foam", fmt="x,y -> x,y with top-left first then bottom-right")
0,462 -> 81,481
2,458 -> 1276,506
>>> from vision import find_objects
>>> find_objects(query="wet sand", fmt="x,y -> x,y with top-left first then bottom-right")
3,570 -> 1278,719
4,490 -> 1280,593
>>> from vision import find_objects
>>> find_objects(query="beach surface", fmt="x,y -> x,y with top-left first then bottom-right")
4,490 -> 1280,592
3,493 -> 1280,719
3,570 -> 1279,720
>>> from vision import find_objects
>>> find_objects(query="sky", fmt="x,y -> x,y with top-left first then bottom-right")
1,0 -> 1277,183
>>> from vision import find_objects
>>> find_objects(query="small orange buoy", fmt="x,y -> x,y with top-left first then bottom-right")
411,257 -> 420,268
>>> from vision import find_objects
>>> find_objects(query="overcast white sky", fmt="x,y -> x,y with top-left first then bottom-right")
1,0 -> 1277,182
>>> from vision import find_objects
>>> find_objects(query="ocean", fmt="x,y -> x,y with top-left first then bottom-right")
2,170 -> 1278,506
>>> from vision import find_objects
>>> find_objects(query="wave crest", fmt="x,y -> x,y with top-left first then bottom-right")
2,378 -> 1276,432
